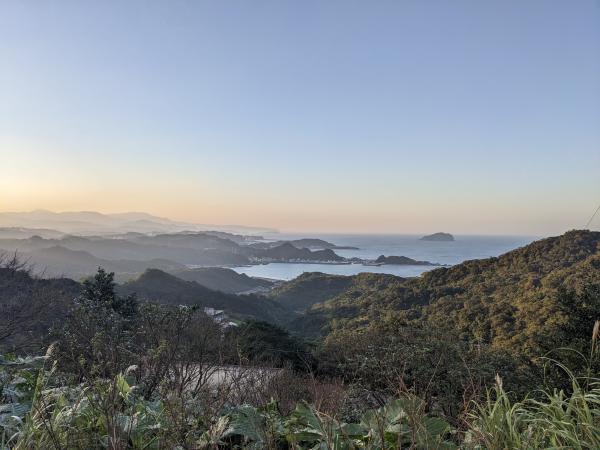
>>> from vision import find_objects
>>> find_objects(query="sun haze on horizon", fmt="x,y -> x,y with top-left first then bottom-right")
1,1 -> 599,235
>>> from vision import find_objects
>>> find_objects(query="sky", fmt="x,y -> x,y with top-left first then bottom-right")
0,1 -> 599,235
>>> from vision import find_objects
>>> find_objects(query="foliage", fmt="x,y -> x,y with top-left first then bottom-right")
270,272 -> 355,313
11,372 -> 165,449
4,350 -> 600,449
0,254 -> 80,353
54,268 -> 141,380
1,362 -> 455,450
0,353 -> 47,447
316,323 -> 532,419
466,373 -> 600,449
227,321 -> 314,370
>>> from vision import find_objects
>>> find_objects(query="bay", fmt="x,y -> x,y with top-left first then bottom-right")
232,234 -> 538,281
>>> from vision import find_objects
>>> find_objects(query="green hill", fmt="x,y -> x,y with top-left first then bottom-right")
287,230 -> 600,357
270,272 -> 397,313
119,269 -> 291,323
168,267 -> 274,293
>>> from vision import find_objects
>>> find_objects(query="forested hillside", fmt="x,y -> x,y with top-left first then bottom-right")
288,230 -> 600,357
269,272 -> 355,312
0,257 -> 81,351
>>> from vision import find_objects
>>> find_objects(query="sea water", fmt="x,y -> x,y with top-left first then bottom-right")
231,234 -> 538,280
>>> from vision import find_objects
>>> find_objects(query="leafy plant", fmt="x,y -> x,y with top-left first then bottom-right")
0,354 -> 47,447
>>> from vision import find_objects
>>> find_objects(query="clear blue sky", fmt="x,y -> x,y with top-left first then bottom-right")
1,1 -> 599,234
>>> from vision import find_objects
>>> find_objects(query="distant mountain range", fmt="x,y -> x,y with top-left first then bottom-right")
0,210 -> 275,235
0,227 -> 66,239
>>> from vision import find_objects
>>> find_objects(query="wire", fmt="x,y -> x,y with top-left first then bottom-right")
585,203 -> 600,229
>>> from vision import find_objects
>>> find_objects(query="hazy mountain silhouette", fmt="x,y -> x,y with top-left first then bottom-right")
0,210 -> 275,235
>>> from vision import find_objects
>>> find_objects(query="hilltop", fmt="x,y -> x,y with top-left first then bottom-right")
269,272 -> 355,313
167,267 -> 273,294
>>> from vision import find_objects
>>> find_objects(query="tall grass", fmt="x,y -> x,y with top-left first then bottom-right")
466,321 -> 600,450
466,374 -> 600,449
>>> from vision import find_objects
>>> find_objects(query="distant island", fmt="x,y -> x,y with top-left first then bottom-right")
374,255 -> 436,266
420,232 -> 454,242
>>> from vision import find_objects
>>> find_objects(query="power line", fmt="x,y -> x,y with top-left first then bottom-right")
585,203 -> 600,229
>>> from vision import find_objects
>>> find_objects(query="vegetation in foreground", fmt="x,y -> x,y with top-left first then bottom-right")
2,343 -> 599,449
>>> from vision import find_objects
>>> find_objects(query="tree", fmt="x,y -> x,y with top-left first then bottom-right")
55,268 -> 140,380
227,321 -> 314,371
0,253 -> 77,353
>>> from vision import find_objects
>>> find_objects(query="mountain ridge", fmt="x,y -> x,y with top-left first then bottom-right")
0,210 -> 276,235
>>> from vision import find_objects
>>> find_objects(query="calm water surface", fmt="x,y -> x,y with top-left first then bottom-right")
232,234 -> 538,281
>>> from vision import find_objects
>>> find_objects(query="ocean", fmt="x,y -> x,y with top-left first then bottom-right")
231,233 -> 538,280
